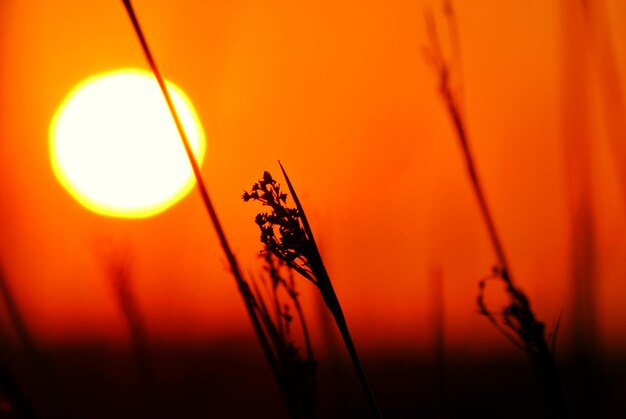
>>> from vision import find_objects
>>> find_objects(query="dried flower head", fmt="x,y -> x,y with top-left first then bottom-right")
243,171 -> 316,284
243,165 -> 382,418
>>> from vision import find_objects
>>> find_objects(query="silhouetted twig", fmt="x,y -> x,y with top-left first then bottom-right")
424,4 -> 568,418
248,254 -> 318,418
104,252 -> 158,414
120,2 -> 306,417
0,271 -> 36,419
581,0 -> 626,209
563,3 -> 604,417
243,165 -> 383,419
430,267 -> 446,419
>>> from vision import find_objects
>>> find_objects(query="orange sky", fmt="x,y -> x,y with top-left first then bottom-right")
1,0 -> 626,358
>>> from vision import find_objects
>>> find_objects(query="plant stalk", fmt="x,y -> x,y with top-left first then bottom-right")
120,2 -> 302,417
323,281 -> 382,419
279,163 -> 383,419
440,63 -> 568,419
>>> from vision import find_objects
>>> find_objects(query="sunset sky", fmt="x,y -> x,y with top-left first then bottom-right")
1,0 -> 625,363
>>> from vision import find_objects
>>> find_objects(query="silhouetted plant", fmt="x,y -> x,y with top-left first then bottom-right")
104,252 -> 158,415
0,269 -> 36,419
424,3 -> 568,418
430,267 -> 446,418
120,2 -> 310,418
242,172 -> 314,282
248,253 -> 317,418
244,164 -> 383,419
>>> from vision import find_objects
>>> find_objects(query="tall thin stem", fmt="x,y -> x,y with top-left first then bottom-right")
445,92 -> 568,419
0,269 -> 37,419
120,2 -> 300,416
445,87 -> 568,419
325,288 -> 382,419
443,93 -> 511,276
425,6 -> 568,418
279,164 -> 383,419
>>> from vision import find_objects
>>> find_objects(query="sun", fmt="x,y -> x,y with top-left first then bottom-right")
50,68 -> 206,218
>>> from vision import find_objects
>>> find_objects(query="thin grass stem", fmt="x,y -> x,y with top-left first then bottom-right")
278,163 -> 383,419
119,2 -> 303,417
425,4 -> 569,418
0,268 -> 37,419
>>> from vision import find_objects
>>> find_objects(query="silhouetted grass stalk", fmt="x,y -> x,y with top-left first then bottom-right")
105,253 -> 158,414
561,2 -> 601,417
430,268 -> 446,419
425,5 -> 568,418
250,254 -> 318,418
0,267 -> 72,418
278,165 -> 378,419
243,165 -> 383,419
120,2 -> 305,417
581,0 -> 626,208
0,268 -> 36,419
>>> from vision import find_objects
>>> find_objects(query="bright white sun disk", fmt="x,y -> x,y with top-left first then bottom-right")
50,69 -> 205,218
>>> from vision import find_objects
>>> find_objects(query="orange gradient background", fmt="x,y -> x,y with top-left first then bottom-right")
1,0 -> 626,362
